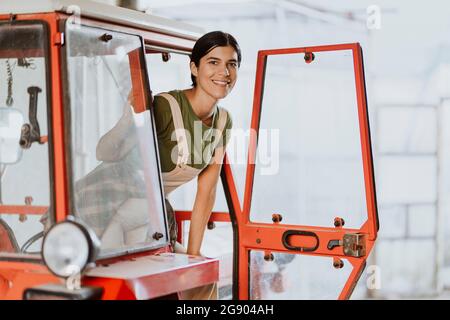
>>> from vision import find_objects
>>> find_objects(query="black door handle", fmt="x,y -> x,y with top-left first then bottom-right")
282,230 -> 319,252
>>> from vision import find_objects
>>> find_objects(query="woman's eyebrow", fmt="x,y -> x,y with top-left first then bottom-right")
207,57 -> 237,63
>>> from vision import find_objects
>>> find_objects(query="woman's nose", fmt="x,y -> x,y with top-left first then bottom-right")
219,64 -> 230,76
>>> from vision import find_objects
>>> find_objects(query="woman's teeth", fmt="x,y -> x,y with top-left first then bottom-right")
213,80 -> 229,86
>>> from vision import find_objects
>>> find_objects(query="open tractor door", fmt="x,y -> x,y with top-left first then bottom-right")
222,43 -> 378,300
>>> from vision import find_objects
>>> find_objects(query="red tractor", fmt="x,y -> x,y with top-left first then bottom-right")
0,0 -> 378,300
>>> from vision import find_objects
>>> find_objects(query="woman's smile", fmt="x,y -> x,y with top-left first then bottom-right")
212,79 -> 230,87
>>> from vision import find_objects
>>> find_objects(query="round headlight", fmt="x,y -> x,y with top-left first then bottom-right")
42,217 -> 100,278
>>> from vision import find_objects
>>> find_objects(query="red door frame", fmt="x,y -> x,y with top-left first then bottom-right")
0,13 -> 68,299
0,12 -> 68,224
175,43 -> 378,300
220,43 -> 379,300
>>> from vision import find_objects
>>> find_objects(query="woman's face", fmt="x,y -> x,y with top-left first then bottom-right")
191,45 -> 239,100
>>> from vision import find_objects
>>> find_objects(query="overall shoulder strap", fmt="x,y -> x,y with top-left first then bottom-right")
158,93 -> 189,165
213,108 -> 228,150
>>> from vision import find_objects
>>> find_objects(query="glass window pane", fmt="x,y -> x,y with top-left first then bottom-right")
65,23 -> 167,258
250,50 -> 367,229
250,250 -> 352,299
182,220 -> 234,300
146,52 -> 191,94
0,22 -> 51,255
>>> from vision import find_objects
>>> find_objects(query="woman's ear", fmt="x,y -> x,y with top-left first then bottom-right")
190,61 -> 198,77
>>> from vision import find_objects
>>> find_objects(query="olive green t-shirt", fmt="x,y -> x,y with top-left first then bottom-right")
153,90 -> 233,173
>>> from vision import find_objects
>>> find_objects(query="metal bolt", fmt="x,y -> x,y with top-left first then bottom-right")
272,214 -> 282,223
256,238 -> 261,244
25,196 -> 33,205
207,221 -> 216,230
99,33 -> 113,42
264,253 -> 274,262
20,197 -> 33,222
334,217 -> 345,227
304,52 -> 315,64
152,232 -> 164,240
333,259 -> 344,269
162,52 -> 171,62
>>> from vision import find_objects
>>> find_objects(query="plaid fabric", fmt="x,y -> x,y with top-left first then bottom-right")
74,148 -> 147,238
164,199 -> 178,250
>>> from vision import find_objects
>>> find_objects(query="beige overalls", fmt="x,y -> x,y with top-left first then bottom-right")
157,93 -> 228,300
158,93 -> 227,195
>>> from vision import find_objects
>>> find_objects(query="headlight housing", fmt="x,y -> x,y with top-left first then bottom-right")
42,216 -> 100,278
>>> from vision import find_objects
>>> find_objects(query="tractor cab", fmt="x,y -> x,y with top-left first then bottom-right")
0,0 -> 217,300
0,0 -> 378,300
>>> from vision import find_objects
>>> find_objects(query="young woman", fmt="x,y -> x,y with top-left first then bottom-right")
153,31 -> 241,256
91,31 -> 240,299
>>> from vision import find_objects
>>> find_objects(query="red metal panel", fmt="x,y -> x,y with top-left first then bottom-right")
0,13 -> 67,224
47,13 -> 68,224
0,49 -> 44,59
0,261 -> 60,300
257,43 -> 360,56
54,13 -> 197,54
176,211 -> 231,223
85,253 -> 219,300
128,48 -> 148,113
243,51 -> 267,218
0,205 -> 48,215
352,44 -> 378,241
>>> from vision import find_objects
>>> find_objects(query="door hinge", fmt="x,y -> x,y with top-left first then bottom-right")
343,233 -> 366,258
327,233 -> 367,258
53,32 -> 65,46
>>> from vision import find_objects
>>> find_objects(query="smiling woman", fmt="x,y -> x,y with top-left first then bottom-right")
153,31 -> 240,256
96,30 -> 240,299
153,31 -> 240,299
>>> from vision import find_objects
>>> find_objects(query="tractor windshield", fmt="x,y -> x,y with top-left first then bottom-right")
64,22 -> 169,258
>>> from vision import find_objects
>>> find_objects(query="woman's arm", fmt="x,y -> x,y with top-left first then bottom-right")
186,146 -> 226,255
96,93 -> 135,161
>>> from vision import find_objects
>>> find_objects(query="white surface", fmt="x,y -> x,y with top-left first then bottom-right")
408,205 -> 436,238
378,157 -> 437,204
86,252 -> 215,279
377,205 -> 406,239
378,107 -> 437,154
376,239 -> 435,297
0,0 -> 203,40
